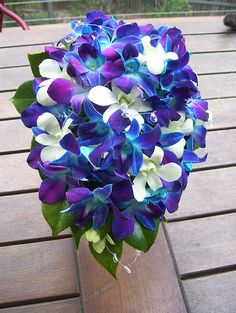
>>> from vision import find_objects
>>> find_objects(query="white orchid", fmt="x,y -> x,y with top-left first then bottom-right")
132,146 -> 182,202
36,59 -> 65,106
35,112 -> 72,162
137,36 -> 178,75
88,83 -> 152,125
162,113 -> 193,159
84,228 -> 115,254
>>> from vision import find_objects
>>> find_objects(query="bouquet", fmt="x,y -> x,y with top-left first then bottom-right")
12,10 -> 209,277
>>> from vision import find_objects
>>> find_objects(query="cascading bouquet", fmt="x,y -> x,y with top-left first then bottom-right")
12,10 -> 209,277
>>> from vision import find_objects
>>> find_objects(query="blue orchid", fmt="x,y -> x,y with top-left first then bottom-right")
62,184 -> 113,229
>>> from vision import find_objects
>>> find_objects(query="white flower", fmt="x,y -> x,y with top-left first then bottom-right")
36,59 -> 64,107
84,229 -> 115,254
162,113 -> 193,158
35,112 -> 72,162
132,146 -> 182,202
87,83 -> 152,125
137,36 -> 178,75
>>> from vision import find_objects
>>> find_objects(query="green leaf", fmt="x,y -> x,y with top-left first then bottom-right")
42,200 -> 74,236
89,239 -> 123,279
11,80 -> 35,114
31,136 -> 37,149
71,224 -> 89,249
28,52 -> 48,77
125,219 -> 160,252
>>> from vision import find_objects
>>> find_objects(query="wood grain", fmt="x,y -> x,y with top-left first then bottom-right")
0,238 -> 79,307
77,227 -> 187,313
0,193 -> 71,244
0,16 -> 228,49
0,111 -> 236,160
186,32 -> 236,53
0,45 -> 46,68
190,51 -> 236,74
0,298 -> 81,313
1,94 -> 236,131
167,167 -> 236,220
0,67 -> 32,92
0,91 -> 19,120
2,49 -> 235,77
195,129 -> 236,170
133,16 -> 229,35
182,271 -> 236,313
208,98 -> 236,130
0,24 -> 71,48
0,152 -> 40,194
165,213 -> 236,274
199,73 -> 236,99
0,119 -> 31,154
1,65 -> 236,101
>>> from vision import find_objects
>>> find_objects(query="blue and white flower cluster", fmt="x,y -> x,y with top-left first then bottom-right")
19,10 -> 209,246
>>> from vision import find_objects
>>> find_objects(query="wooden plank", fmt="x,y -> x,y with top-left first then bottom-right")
2,66 -> 236,100
0,16 -> 227,49
77,227 -> 187,313
208,98 -> 236,130
167,167 -> 236,220
0,92 -> 19,120
133,16 -> 228,35
0,153 -> 40,194
182,271 -> 236,313
0,45 -> 47,68
3,49 -> 236,76
195,129 -> 236,170
0,129 -> 234,194
0,238 -> 79,307
190,51 -> 236,75
0,193 -> 68,244
0,119 -> 31,154
0,24 -> 71,48
199,73 -> 236,99
0,298 -> 81,313
165,213 -> 236,275
0,67 -> 32,92
186,33 -> 236,53
1,96 -> 236,131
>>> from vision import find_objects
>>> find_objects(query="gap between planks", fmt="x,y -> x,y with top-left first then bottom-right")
180,264 -> 236,281
0,295 -> 80,310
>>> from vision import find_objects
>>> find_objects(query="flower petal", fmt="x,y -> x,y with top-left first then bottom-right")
132,174 -> 147,202
165,52 -> 178,61
60,133 -> 80,155
39,178 -> 66,204
147,170 -> 163,191
36,84 -> 57,107
41,145 -> 67,162
39,59 -> 62,78
66,187 -> 93,204
157,163 -> 182,182
37,112 -> 60,135
103,104 -> 120,123
150,146 -> 164,165
88,86 -> 117,106
36,134 -> 58,146
93,204 -> 109,229
112,205 -> 134,240
146,54 -> 165,75
47,78 -> 77,105
166,138 -> 186,159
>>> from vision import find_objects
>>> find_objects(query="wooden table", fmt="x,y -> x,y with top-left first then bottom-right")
0,16 -> 236,313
